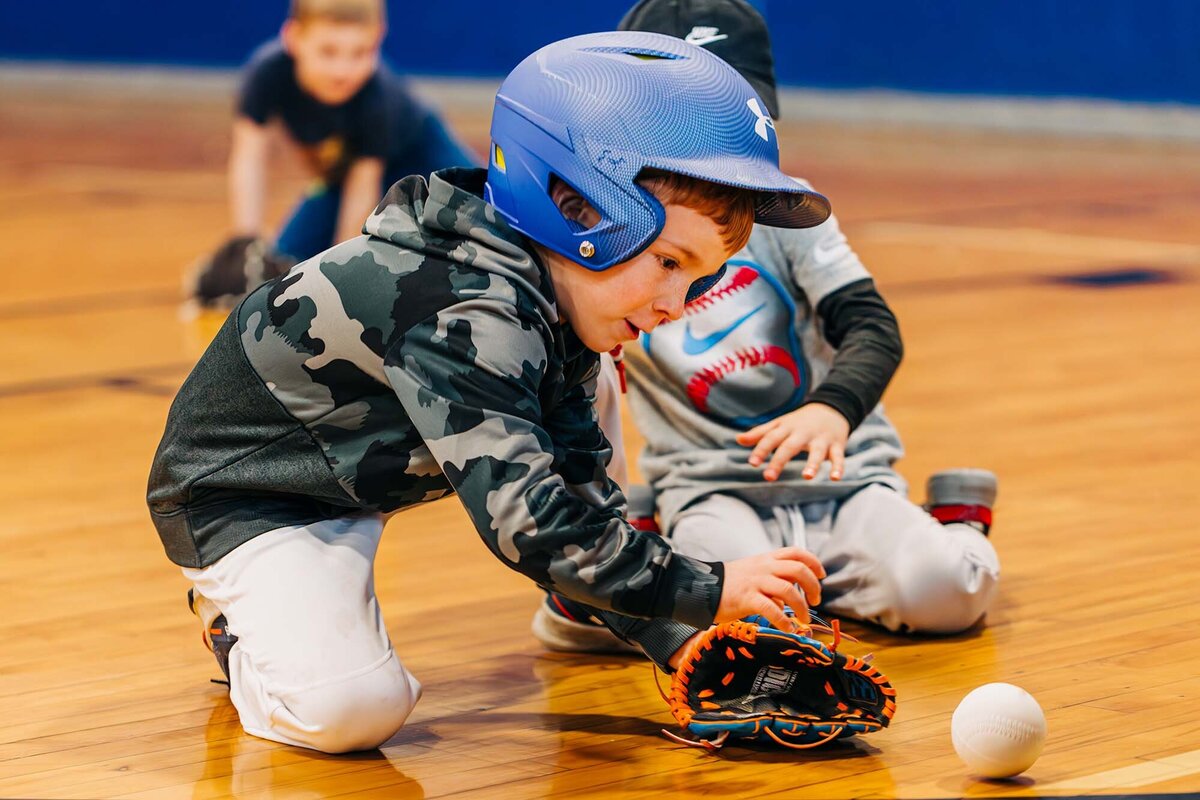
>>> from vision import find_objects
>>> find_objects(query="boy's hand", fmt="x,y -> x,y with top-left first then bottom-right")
715,547 -> 825,632
736,402 -> 851,482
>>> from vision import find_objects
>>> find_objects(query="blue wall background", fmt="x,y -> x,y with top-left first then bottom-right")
2,0 -> 1198,104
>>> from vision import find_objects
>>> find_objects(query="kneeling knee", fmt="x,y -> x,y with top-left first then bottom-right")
892,533 -> 1000,634
275,659 -> 422,753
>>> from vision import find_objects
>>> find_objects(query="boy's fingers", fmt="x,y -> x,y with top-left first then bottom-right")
750,428 -> 786,466
829,442 -> 846,480
802,441 -> 828,478
775,546 -> 826,578
757,598 -> 795,632
756,588 -> 809,630
791,569 -> 822,606
788,600 -> 812,625
758,426 -> 787,453
767,555 -> 822,604
735,422 -> 770,446
767,576 -> 802,605
775,580 -> 810,619
765,437 -> 804,479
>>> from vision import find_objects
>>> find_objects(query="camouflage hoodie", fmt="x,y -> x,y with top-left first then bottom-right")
148,168 -> 717,663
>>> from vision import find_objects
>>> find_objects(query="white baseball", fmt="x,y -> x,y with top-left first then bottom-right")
951,683 -> 1046,778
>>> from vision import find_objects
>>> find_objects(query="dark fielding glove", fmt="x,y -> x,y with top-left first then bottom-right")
190,236 -> 296,308
664,619 -> 896,750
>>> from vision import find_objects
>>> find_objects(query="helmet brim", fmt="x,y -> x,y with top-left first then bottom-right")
642,154 -> 831,229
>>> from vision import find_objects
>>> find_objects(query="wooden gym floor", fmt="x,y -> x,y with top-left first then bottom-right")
1,71 -> 1199,799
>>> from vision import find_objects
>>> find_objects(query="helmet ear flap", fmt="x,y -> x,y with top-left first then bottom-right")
685,263 -> 727,303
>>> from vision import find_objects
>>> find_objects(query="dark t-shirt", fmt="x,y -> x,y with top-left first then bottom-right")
237,40 -> 429,184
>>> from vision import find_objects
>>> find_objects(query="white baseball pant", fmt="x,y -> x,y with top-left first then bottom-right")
670,485 -> 1000,633
183,514 -> 421,753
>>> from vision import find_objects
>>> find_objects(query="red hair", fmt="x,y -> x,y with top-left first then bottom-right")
637,169 -> 756,254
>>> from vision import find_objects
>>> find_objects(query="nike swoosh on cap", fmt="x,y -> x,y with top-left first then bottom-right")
684,29 -> 729,47
681,303 -> 765,355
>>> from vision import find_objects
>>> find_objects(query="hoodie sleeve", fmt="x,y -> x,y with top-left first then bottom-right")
383,297 -> 724,633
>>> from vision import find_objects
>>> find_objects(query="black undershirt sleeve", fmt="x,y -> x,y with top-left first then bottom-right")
804,278 -> 904,431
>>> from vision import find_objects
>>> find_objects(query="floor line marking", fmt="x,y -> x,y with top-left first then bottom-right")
1041,748 -> 1200,790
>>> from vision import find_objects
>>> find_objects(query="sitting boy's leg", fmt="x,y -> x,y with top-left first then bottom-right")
670,492 -> 777,561
182,514 -> 421,753
818,485 -> 1000,634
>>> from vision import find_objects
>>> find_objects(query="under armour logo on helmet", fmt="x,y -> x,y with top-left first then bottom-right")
747,98 -> 775,142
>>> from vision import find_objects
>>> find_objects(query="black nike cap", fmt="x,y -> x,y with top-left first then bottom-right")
617,0 -> 780,119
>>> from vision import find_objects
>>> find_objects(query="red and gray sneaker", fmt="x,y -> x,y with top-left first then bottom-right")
187,588 -> 238,684
531,593 -> 640,654
925,468 -> 997,536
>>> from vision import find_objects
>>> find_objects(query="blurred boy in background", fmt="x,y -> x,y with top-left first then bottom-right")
192,0 -> 478,307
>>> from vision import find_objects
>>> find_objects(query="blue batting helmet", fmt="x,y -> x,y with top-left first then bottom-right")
484,31 -> 830,277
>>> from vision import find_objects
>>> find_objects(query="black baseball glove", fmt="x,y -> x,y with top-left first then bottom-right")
190,236 -> 295,308
663,619 -> 896,750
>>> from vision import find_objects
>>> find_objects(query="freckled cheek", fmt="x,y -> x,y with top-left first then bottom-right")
603,285 -> 646,318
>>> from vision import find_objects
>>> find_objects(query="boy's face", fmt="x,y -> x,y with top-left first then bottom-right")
282,19 -> 383,105
548,203 -> 730,353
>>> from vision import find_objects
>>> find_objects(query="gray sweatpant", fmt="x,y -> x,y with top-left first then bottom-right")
670,485 -> 1000,634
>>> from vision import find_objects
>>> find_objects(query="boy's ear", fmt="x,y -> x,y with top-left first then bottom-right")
281,19 -> 302,54
549,178 -> 600,227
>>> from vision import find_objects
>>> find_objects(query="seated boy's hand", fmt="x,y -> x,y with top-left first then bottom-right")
715,547 -> 825,632
736,402 -> 851,482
